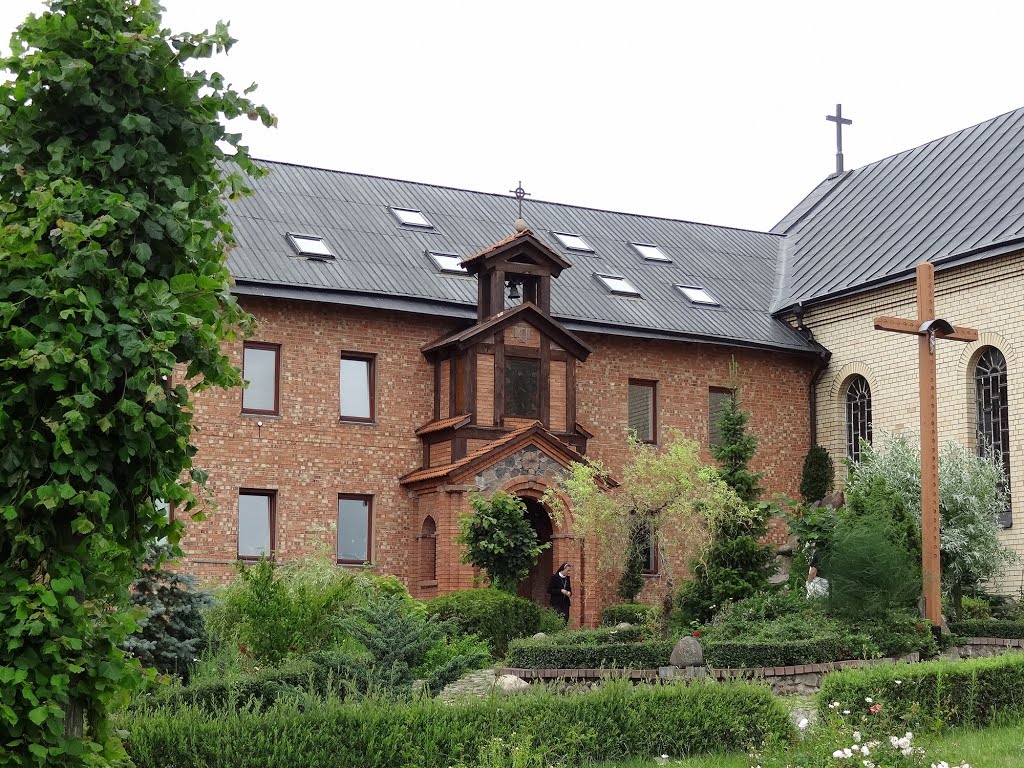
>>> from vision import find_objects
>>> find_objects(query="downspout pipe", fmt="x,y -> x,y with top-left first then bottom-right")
793,302 -> 832,446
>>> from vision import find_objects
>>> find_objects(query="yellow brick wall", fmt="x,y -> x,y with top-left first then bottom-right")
797,251 -> 1024,592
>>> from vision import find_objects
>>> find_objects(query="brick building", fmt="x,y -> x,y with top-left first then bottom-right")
180,107 -> 1024,619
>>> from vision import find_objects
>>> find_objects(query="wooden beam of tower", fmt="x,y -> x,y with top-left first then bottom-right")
874,262 -> 978,628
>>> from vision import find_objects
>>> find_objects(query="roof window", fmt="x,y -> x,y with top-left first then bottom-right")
632,242 -> 670,262
553,232 -> 594,252
286,233 -> 334,258
427,251 -> 468,274
596,273 -> 640,296
676,284 -> 719,306
391,207 -> 433,228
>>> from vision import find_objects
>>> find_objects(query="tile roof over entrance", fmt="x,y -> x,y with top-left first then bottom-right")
772,107 -> 1024,311
225,162 -> 816,355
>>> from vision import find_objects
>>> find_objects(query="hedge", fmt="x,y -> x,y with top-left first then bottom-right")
817,652 -> 1024,729
425,588 -> 544,656
120,679 -> 791,767
506,639 -> 675,669
534,626 -> 654,646
704,635 -> 852,669
601,603 -> 658,627
949,618 -> 1024,639
133,655 -> 357,713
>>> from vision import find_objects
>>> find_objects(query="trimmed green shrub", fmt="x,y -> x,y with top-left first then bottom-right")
506,638 -> 674,669
425,588 -> 543,656
949,619 -> 1024,638
537,607 -> 566,634
817,652 -> 1024,730
120,678 -> 791,767
700,594 -> 937,667
799,445 -> 835,503
528,626 -> 654,646
601,603 -> 657,627
705,636 -> 851,668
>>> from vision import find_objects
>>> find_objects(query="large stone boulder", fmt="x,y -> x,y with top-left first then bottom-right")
532,632 -> 547,639
615,622 -> 632,630
495,674 -> 530,692
670,636 -> 704,668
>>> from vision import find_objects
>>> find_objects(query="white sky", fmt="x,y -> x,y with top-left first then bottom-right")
1,1 -> 1022,231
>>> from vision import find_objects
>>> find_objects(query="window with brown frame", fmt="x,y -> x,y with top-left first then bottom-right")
241,342 -> 281,415
453,356 -> 466,414
504,357 -> 540,418
708,386 -> 734,448
340,354 -> 375,422
640,521 -> 658,575
238,490 -> 275,559
337,494 -> 373,564
628,379 -> 657,443
419,516 -> 437,584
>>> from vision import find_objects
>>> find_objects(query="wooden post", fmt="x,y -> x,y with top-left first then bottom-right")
916,264 -> 942,625
873,262 -> 978,628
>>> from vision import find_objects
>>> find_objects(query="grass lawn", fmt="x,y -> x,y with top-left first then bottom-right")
596,721 -> 1024,767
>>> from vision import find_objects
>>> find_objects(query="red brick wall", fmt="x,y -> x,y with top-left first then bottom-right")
179,297 -> 814,624
572,333 -> 814,613
178,297 -> 458,583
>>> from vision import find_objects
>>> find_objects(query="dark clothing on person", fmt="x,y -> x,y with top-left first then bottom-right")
548,571 -> 571,621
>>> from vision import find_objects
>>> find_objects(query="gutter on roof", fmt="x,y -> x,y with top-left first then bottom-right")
231,281 -> 821,357
772,236 -> 1024,316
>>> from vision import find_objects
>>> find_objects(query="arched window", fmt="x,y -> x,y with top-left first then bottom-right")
419,516 -> 437,583
974,347 -> 1012,527
845,375 -> 872,462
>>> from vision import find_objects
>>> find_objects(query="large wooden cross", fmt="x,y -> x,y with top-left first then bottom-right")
874,263 -> 978,626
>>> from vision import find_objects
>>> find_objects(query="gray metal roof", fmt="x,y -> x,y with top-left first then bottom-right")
772,107 -> 1024,311
226,161 -> 818,354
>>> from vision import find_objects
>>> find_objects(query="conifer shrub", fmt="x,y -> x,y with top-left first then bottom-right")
120,678 -> 792,767
821,513 -> 921,619
122,542 -> 210,681
425,588 -> 544,656
616,528 -> 646,602
799,444 -> 835,503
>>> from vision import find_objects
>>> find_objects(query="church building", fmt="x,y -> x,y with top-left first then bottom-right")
178,107 -> 1024,620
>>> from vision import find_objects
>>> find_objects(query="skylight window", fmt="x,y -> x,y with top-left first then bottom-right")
676,284 -> 719,306
286,233 -> 334,258
596,273 -> 640,296
553,232 -> 594,252
391,207 -> 433,228
427,251 -> 467,274
632,242 -> 670,262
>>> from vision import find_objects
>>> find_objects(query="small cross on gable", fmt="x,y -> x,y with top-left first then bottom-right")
826,104 -> 853,175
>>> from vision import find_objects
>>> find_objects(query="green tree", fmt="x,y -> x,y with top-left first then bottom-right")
844,433 -> 1016,606
800,444 -> 836,504
456,491 -> 550,593
121,542 -> 210,681
711,361 -> 763,505
549,432 -> 757,610
0,2 -> 272,763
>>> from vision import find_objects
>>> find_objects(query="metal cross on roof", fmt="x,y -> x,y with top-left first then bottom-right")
826,103 -> 853,175
509,181 -> 531,219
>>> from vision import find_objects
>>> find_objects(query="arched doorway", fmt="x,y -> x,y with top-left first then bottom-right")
517,497 -> 554,606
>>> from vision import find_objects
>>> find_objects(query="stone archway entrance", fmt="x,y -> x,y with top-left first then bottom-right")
517,496 -> 554,607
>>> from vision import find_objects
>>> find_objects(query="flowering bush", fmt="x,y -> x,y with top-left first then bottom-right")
753,703 -> 970,768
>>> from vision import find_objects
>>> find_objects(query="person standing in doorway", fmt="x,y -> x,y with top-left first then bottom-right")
548,562 -> 572,624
